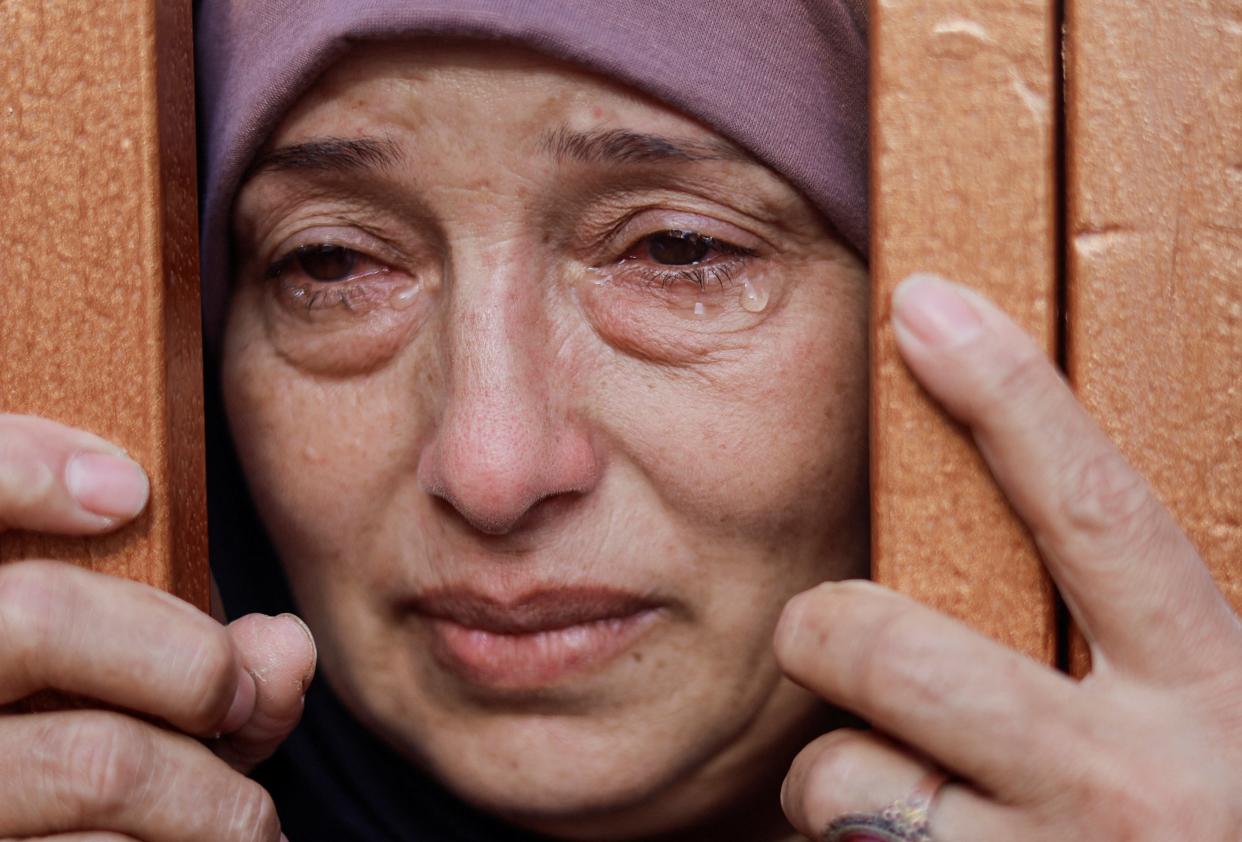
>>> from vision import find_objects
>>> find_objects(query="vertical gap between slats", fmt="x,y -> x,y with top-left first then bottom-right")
1053,0 -> 1072,676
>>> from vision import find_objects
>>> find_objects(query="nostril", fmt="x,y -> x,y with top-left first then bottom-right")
436,488 -> 530,535
429,485 -> 585,536
425,473 -> 593,536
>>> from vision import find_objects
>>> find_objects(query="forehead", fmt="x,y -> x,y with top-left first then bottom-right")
236,38 -> 827,246
265,39 -> 749,162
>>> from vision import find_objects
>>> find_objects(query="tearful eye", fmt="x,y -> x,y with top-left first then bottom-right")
293,244 -> 360,282
645,231 -> 712,265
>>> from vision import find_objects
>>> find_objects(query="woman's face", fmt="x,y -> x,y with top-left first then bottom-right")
224,43 -> 867,839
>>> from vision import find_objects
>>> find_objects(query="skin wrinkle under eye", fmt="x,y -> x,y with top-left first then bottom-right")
262,223 -> 769,354
234,208 -> 811,394
237,157 -> 794,348
245,222 -> 786,381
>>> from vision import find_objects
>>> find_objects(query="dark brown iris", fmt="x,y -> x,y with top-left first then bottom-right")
295,244 -> 358,282
647,230 -> 712,265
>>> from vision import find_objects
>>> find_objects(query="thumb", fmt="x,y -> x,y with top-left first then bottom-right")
212,612 -> 317,772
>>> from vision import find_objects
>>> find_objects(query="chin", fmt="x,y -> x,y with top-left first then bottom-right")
434,716 -> 700,822
415,716 -> 752,840
334,646 -> 825,841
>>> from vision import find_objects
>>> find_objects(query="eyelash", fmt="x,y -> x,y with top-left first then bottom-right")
611,233 -> 757,292
287,286 -> 354,311
261,229 -> 758,313
264,247 -> 386,282
629,260 -> 745,292
264,244 -> 397,311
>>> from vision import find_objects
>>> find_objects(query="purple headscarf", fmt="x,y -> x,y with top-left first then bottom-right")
195,0 -> 869,347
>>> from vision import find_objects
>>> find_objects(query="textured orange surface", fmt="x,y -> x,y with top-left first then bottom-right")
1065,0 -> 1242,675
870,0 -> 1059,662
0,0 -> 208,609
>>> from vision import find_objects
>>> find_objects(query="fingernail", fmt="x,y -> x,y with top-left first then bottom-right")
279,613 -> 317,659
220,668 -> 257,734
892,274 -> 984,347
278,613 -> 317,691
64,452 -> 150,519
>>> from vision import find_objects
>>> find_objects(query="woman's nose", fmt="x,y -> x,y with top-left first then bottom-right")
417,295 -> 600,536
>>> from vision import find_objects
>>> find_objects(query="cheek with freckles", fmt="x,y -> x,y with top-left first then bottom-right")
222,340 -> 438,685
222,293 -> 432,575
584,277 -> 869,545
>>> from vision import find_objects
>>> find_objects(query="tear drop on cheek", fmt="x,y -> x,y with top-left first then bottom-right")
389,284 -> 421,310
740,276 -> 770,313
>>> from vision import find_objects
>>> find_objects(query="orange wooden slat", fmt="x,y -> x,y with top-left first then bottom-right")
0,0 -> 208,609
870,0 -> 1059,661
1065,0 -> 1242,674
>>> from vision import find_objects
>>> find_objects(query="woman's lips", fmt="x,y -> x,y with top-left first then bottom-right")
410,587 -> 664,689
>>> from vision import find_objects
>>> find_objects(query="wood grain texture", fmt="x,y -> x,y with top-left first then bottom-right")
0,0 -> 208,609
1065,0 -> 1242,674
870,0 -> 1058,661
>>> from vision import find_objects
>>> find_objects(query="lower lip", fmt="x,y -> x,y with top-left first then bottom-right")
427,610 -> 661,689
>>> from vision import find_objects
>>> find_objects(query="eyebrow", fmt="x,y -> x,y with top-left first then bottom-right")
245,137 -> 403,179
242,128 -> 749,183
539,127 -> 750,166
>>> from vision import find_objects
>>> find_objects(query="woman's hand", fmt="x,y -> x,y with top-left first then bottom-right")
775,275 -> 1242,840
0,415 -> 316,841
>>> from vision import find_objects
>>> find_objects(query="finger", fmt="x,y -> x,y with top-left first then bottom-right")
775,581 -> 1086,801
0,711 -> 281,842
782,728 -> 1009,842
213,613 -> 317,772
0,414 -> 148,534
889,274 -> 1233,676
0,561 -> 255,736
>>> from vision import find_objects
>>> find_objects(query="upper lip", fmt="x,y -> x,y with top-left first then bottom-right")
409,586 -> 663,634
